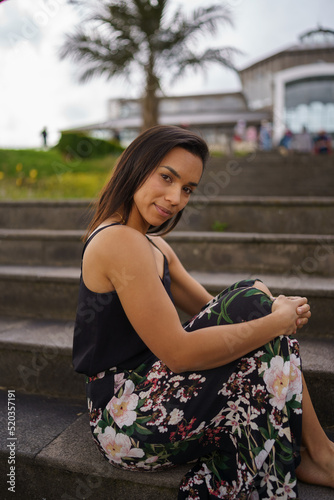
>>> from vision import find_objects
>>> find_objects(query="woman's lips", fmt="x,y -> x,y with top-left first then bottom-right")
154,204 -> 173,218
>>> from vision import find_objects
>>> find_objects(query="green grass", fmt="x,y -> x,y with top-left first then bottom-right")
0,148 -> 119,199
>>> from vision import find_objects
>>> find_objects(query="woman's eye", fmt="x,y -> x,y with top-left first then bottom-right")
183,187 -> 193,195
161,174 -> 171,182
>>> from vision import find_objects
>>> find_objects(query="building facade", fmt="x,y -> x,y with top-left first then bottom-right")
239,27 -> 334,143
64,27 -> 334,149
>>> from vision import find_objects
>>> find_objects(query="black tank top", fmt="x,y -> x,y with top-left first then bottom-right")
72,223 -> 174,376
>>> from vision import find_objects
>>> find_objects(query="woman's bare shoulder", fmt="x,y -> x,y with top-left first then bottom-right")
85,224 -> 151,262
148,235 -> 174,261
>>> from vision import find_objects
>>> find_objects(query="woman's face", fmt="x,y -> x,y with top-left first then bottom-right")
130,147 -> 203,232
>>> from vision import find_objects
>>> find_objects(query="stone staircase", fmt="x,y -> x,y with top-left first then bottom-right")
0,152 -> 333,499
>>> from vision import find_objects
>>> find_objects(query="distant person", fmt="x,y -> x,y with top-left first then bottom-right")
245,125 -> 257,144
279,129 -> 293,154
259,120 -> 272,151
234,119 -> 246,142
296,126 -> 313,153
314,130 -> 332,154
41,127 -> 48,148
113,130 -> 120,143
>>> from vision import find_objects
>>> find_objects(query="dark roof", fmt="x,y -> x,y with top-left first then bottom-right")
239,27 -> 334,73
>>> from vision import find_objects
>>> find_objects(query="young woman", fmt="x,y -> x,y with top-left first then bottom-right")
73,125 -> 333,499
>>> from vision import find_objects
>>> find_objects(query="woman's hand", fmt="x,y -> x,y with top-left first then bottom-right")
271,295 -> 311,336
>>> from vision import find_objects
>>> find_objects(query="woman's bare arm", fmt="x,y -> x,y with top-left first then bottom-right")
150,236 -> 213,315
96,226 -> 309,373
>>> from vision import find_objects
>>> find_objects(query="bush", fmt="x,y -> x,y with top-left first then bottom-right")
56,132 -> 124,159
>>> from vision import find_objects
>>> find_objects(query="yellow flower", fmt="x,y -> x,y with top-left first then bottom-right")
16,178 -> 23,187
0,171 -> 4,180
29,169 -> 38,179
16,163 -> 23,172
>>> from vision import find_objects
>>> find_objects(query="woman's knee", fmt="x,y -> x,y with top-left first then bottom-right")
225,286 -> 273,324
253,280 -> 272,298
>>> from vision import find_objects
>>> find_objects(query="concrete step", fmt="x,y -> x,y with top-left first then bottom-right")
1,196 -> 334,234
201,154 -> 334,196
0,391 -> 333,500
179,196 -> 334,234
165,231 -> 334,277
0,229 -> 83,267
0,317 -> 333,426
1,229 -> 334,277
0,265 -> 79,320
0,199 -> 92,230
0,317 -> 83,400
0,267 -> 333,337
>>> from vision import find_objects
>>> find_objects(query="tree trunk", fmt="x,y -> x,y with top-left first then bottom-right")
141,57 -> 160,131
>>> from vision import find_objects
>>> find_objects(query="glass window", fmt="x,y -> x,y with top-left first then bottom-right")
284,77 -> 334,132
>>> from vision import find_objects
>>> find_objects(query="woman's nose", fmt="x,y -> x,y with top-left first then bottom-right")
165,186 -> 181,206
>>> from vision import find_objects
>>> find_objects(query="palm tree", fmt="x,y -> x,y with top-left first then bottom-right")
60,0 -> 239,130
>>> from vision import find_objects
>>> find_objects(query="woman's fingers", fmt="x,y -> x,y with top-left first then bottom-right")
297,303 -> 310,314
272,295 -> 311,331
296,310 -> 311,328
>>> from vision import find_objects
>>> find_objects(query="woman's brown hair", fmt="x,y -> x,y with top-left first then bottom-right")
85,125 -> 209,239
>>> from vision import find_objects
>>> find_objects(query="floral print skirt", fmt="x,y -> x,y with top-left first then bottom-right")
86,280 -> 303,499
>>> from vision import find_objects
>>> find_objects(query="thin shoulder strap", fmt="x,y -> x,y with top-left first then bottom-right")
146,235 -> 166,260
82,223 -> 121,259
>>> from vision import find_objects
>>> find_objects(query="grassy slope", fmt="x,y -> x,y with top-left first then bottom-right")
0,148 -> 119,199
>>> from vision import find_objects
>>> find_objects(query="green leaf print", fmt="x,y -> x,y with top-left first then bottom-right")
259,426 -> 270,441
136,415 -> 153,424
97,420 -> 108,430
102,408 -> 110,423
205,457 -> 222,482
273,337 -> 281,355
287,398 -> 302,409
137,398 -> 147,409
124,424 -> 135,436
134,422 -> 154,435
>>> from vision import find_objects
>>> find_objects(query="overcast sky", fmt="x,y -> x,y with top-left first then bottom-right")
1,0 -> 333,148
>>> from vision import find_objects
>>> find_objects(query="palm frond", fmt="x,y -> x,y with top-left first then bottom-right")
59,28 -> 140,82
171,46 -> 242,81
156,4 -> 233,53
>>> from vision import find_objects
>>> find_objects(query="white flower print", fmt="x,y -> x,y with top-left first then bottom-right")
286,354 -> 302,401
146,455 -> 159,463
169,375 -> 185,383
258,462 -> 278,489
240,406 -> 259,431
276,472 -> 297,498
114,372 -> 126,393
189,421 -> 205,437
249,491 -> 260,500
295,393 -> 302,403
147,405 -> 167,426
225,412 -> 242,437
211,411 -> 225,427
106,380 -> 138,428
139,389 -> 151,399
186,301 -> 217,328
263,356 -> 290,410
147,365 -> 164,380
169,408 -> 184,425
239,357 -> 256,376
259,361 -> 268,374
262,495 -> 286,500
176,387 -> 192,403
98,427 -> 144,463
255,439 -> 275,469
